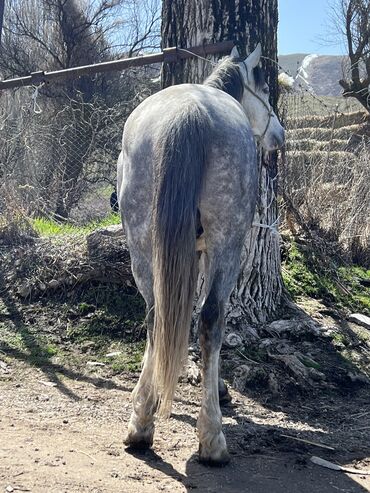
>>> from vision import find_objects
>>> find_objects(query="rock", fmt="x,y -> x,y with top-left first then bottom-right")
320,325 -> 337,338
348,313 -> 370,330
48,279 -> 60,289
17,283 -> 32,298
224,333 -> 243,348
80,340 -> 95,352
233,364 -> 268,392
105,351 -> 122,358
265,318 -> 322,338
185,359 -> 201,385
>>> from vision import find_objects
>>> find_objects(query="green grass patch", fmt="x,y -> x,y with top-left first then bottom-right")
66,286 -> 146,346
282,239 -> 370,315
298,355 -> 321,370
32,212 -> 121,237
331,332 -> 349,346
236,345 -> 269,364
102,341 -> 145,373
0,322 -> 61,367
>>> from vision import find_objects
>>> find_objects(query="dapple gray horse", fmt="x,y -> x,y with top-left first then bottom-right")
117,43 -> 285,466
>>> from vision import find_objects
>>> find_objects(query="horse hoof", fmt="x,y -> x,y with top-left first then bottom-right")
219,389 -> 232,406
198,445 -> 231,467
124,430 -> 153,450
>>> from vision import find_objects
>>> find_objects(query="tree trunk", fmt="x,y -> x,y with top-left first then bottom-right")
0,0 -> 5,47
161,0 -> 282,324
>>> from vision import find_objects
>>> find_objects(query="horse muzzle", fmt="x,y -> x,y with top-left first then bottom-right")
265,127 -> 285,151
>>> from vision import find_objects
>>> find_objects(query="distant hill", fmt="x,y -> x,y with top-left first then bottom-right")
278,54 -> 349,97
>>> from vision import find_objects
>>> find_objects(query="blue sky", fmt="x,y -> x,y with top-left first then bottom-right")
278,0 -> 345,55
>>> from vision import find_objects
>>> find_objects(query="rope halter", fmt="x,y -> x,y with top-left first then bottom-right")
242,61 -> 274,142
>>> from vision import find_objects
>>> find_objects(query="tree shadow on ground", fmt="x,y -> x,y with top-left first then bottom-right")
1,245 -> 369,491
125,416 -> 370,493
0,272 -> 132,401
125,302 -> 370,492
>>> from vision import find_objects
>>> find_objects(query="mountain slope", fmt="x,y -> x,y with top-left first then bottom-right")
279,53 -> 349,97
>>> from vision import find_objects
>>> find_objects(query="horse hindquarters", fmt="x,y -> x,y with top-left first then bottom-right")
124,105 -> 209,449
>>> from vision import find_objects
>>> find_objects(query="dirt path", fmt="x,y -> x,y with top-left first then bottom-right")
1,363 -> 370,493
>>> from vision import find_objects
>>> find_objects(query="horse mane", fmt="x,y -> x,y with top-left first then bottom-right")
204,56 -> 266,102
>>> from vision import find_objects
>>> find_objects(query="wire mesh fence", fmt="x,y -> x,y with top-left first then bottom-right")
279,88 -> 370,264
0,71 -> 369,263
0,69 -> 160,225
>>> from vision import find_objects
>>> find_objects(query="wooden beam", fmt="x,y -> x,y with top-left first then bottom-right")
0,40 -> 234,91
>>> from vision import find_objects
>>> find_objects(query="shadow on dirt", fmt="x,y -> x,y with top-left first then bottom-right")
0,271 -> 131,400
1,244 -> 370,492
124,411 -> 370,493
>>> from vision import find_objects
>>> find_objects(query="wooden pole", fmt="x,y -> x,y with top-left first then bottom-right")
0,40 -> 234,91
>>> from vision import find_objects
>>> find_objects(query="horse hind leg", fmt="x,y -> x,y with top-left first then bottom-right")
124,256 -> 157,450
197,274 -> 231,466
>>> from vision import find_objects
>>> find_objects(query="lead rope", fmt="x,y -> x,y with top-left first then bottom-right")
242,60 -> 274,142
241,61 -> 280,236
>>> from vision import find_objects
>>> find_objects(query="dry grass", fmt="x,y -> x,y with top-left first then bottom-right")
286,138 -> 348,152
288,123 -> 368,141
0,187 -> 38,246
282,109 -> 370,266
284,150 -> 358,185
289,110 -> 369,130
284,149 -> 369,264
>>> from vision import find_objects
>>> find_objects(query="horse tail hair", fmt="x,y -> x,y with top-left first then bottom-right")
152,104 -> 208,417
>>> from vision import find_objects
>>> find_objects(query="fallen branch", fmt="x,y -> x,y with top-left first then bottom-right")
311,456 -> 370,475
281,434 -> 335,451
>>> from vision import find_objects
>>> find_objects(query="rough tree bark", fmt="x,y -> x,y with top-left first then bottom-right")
0,0 -> 5,46
161,0 -> 282,324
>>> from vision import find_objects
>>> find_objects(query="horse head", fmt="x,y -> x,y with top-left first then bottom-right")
231,44 -> 285,152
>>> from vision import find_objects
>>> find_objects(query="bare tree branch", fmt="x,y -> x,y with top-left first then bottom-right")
335,0 -> 370,111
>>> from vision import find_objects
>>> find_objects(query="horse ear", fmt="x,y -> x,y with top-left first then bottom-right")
244,43 -> 262,70
230,45 -> 240,59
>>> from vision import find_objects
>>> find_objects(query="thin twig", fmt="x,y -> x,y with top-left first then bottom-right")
76,449 -> 95,463
352,411 -> 370,419
235,348 -> 260,365
281,434 -> 335,451
351,425 -> 370,431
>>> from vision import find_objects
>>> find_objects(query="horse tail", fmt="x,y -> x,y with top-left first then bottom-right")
152,104 -> 208,416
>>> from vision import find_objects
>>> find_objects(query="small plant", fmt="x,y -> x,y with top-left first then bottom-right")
282,238 -> 370,315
